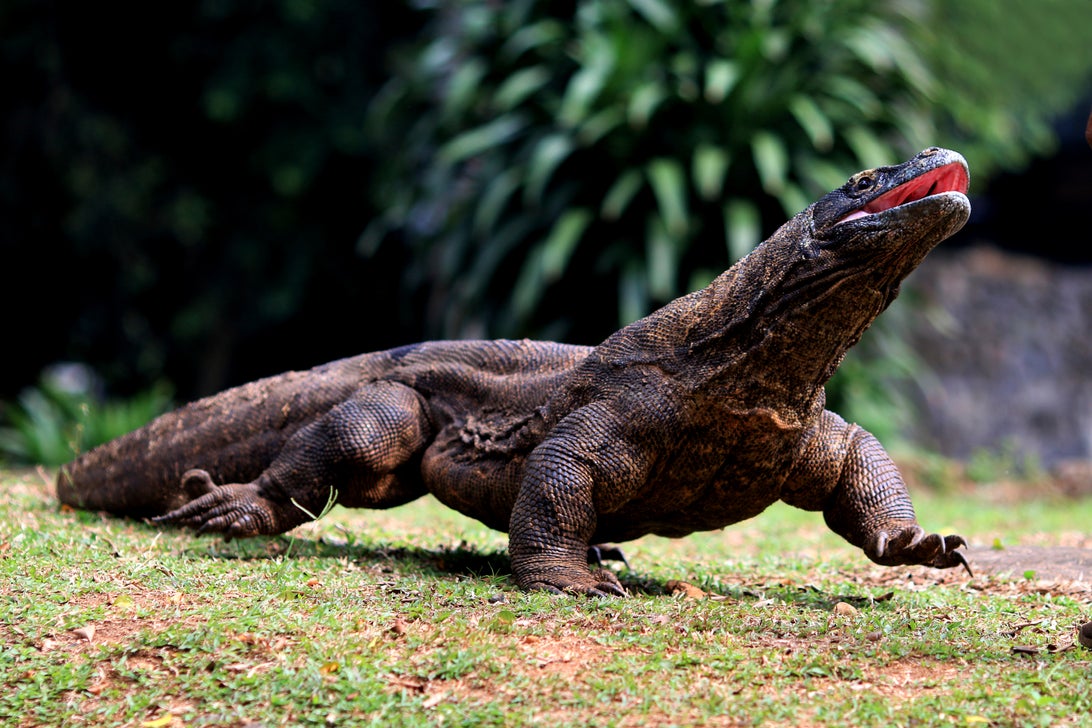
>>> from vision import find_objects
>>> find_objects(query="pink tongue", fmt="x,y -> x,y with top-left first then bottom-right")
840,210 -> 870,223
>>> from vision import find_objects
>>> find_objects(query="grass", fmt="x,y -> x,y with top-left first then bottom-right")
2,467 -> 1091,727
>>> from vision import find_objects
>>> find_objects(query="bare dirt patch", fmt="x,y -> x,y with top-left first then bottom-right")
967,544 -> 1092,584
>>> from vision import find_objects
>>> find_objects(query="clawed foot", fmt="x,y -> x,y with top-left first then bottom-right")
521,566 -> 628,598
867,524 -> 972,576
151,477 -> 279,538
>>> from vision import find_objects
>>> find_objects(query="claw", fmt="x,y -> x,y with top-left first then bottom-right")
587,543 -> 632,569
866,525 -> 972,575
564,579 -> 627,598
150,509 -> 185,526
590,568 -> 628,597
148,483 -> 271,538
579,584 -> 627,598
151,496 -> 208,526
601,583 -> 628,597
872,531 -> 889,560
949,548 -> 973,578
521,566 -> 628,597
930,534 -> 972,577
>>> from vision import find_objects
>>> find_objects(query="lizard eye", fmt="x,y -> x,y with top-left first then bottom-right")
853,175 -> 875,192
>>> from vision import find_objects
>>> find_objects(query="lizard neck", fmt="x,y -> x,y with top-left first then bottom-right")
589,147 -> 969,414
594,212 -> 914,412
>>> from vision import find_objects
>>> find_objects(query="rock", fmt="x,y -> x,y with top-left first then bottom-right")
902,245 -> 1092,469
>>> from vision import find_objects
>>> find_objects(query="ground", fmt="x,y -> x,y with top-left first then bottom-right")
3,465 -> 1092,726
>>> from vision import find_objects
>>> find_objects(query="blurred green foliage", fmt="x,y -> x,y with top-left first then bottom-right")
0,368 -> 172,466
1,1 -> 421,401
919,1 -> 1092,175
365,0 -> 1092,343
2,0 -> 1090,461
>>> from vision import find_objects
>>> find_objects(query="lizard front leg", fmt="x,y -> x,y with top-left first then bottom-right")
153,381 -> 431,537
509,406 -> 651,597
783,410 -> 970,575
509,444 -> 626,597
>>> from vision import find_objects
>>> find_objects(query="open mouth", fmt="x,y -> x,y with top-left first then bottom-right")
837,161 -> 969,224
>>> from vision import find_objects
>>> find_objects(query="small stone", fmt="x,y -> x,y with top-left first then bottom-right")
832,601 -> 858,617
666,580 -> 708,599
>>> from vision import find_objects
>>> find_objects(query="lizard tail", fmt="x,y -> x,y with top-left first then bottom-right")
55,355 -> 374,519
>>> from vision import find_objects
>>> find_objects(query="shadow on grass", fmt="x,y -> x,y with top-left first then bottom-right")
133,517 -> 894,605
169,528 -> 695,596
619,572 -> 875,607
185,531 -> 516,582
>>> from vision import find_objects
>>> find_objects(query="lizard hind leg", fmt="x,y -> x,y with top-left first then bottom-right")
150,465 -> 273,538
153,381 -> 434,538
327,380 -> 434,509
151,478 -> 281,538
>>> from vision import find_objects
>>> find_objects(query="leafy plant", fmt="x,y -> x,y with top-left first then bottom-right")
0,366 -> 171,466
364,0 -> 1092,445
367,0 -> 939,341
364,0 -> 1092,345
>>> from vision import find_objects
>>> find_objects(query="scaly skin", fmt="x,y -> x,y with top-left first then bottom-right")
57,147 -> 973,596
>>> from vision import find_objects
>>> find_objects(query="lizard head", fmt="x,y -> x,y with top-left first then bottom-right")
807,147 -> 970,269
699,147 -> 971,398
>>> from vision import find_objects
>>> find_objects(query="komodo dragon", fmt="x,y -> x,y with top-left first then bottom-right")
57,147 -> 973,596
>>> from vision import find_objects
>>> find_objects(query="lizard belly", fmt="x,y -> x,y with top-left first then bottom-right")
595,477 -> 782,541
595,422 -> 803,541
419,425 -> 528,532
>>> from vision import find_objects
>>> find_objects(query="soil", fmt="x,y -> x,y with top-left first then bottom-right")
965,545 -> 1092,584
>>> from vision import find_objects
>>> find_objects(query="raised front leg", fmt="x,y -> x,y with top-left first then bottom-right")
154,381 -> 432,537
783,410 -> 970,575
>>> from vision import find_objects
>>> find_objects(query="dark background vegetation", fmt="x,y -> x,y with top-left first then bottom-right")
1,0 -> 1090,463
2,1 -> 423,401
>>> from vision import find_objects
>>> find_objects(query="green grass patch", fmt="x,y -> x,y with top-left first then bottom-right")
2,468 -> 1090,727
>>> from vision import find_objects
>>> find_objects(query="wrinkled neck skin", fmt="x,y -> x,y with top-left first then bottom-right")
589,147 -> 972,419
678,209 -> 905,406
596,155 -> 970,418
